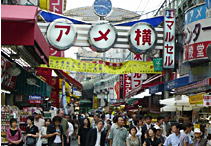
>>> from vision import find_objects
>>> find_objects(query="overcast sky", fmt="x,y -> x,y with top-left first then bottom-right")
64,0 -> 164,59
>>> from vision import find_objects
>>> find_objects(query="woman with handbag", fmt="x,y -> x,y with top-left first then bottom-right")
26,116 -> 39,146
7,118 -> 23,146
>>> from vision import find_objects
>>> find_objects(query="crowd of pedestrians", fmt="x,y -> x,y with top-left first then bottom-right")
6,108 -> 211,146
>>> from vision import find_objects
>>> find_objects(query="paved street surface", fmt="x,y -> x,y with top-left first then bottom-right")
71,139 -> 78,146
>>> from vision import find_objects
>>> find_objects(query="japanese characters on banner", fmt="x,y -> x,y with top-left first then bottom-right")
89,23 -> 117,52
39,0 -> 64,14
203,95 -> 211,107
124,74 -> 132,97
47,19 -> 77,51
129,22 -> 157,54
163,9 -> 175,69
132,54 -> 143,89
47,56 -> 161,74
184,4 -> 211,62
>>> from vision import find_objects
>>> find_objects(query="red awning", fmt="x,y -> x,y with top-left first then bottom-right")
1,5 -> 37,22
54,70 -> 83,91
1,5 -> 49,63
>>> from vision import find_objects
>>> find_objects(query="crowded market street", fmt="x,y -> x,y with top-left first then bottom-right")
1,0 -> 211,146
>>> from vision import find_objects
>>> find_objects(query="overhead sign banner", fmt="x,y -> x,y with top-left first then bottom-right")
40,0 -> 64,14
124,74 -> 132,97
163,9 -> 176,69
89,23 -> 117,52
129,22 -> 157,54
46,56 -> 161,74
183,4 -> 211,62
47,19 -> 77,50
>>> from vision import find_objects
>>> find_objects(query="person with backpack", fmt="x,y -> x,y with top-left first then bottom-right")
7,118 -> 23,146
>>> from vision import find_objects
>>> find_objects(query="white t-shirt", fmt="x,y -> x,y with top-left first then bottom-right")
68,122 -> 74,136
34,118 -> 45,131
54,129 -> 62,143
41,127 -> 48,144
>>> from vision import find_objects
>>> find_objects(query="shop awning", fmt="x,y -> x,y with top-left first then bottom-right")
1,5 -> 49,65
16,68 -> 51,97
128,98 -> 139,105
1,5 -> 37,22
54,70 -> 83,91
131,89 -> 151,99
165,76 -> 189,91
149,83 -> 164,94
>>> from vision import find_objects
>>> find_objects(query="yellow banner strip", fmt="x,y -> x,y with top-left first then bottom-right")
43,56 -> 162,74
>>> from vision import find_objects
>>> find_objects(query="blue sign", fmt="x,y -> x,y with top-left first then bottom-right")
28,95 -> 42,100
149,84 -> 164,94
165,76 -> 189,91
185,4 -> 206,25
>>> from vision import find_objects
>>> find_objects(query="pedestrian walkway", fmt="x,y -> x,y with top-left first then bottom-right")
71,139 -> 78,146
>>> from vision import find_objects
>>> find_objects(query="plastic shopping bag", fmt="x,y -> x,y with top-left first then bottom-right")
36,136 -> 42,146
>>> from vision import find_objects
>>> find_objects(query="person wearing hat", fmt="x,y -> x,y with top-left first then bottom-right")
192,128 -> 207,146
34,109 -> 45,131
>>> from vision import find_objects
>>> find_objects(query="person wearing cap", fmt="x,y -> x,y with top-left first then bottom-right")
192,128 -> 207,146
154,116 -> 164,136
34,109 -> 45,131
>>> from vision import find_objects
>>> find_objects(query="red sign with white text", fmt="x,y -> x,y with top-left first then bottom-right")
51,77 -> 60,108
184,41 -> 210,62
49,0 -> 63,14
124,74 -> 132,97
132,54 -> 143,89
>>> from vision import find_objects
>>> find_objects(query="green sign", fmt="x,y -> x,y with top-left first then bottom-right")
153,58 -> 163,71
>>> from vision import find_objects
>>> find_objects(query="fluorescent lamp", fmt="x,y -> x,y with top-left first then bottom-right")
1,90 -> 11,94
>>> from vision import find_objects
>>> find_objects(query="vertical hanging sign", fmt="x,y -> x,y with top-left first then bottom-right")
62,79 -> 68,114
163,9 -> 176,69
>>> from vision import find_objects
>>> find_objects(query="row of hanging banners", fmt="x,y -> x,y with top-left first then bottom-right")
41,9 -> 176,73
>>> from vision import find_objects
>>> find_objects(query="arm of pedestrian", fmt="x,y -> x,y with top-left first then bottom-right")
78,135 -> 81,146
62,135 -> 64,146
32,132 -> 39,138
110,139 -> 113,146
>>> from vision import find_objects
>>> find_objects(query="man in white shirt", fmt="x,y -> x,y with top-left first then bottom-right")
65,115 -> 74,146
86,120 -> 106,146
34,109 -> 45,131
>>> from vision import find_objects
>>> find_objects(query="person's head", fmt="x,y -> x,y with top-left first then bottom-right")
145,130 -> 149,139
129,126 -> 137,136
148,128 -> 156,137
139,116 -> 144,125
117,116 -> 124,126
94,113 -> 100,122
33,110 -> 41,120
134,119 -> 140,127
179,118 -> 184,124
113,115 -> 118,123
10,118 -> 17,128
171,123 -> 181,134
157,116 -> 164,125
82,118 -> 91,128
145,115 -> 152,125
109,109 -> 112,114
64,114 -> 70,122
106,119 -> 112,128
164,115 -> 169,123
194,128 -> 202,139
96,120 -> 104,131
57,109 -> 65,118
45,118 -> 52,127
27,116 -> 34,125
132,114 -> 137,121
183,122 -> 193,133
154,126 -> 162,136
101,114 -> 106,121
53,116 -> 62,126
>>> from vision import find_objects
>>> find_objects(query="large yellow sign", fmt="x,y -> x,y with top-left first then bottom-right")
189,93 -> 206,105
47,56 -> 161,74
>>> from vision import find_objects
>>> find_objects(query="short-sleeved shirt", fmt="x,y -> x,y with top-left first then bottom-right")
26,125 -> 39,135
61,118 -> 69,136
179,131 -> 193,146
34,118 -> 45,131
109,125 -> 128,146
78,127 -> 90,146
